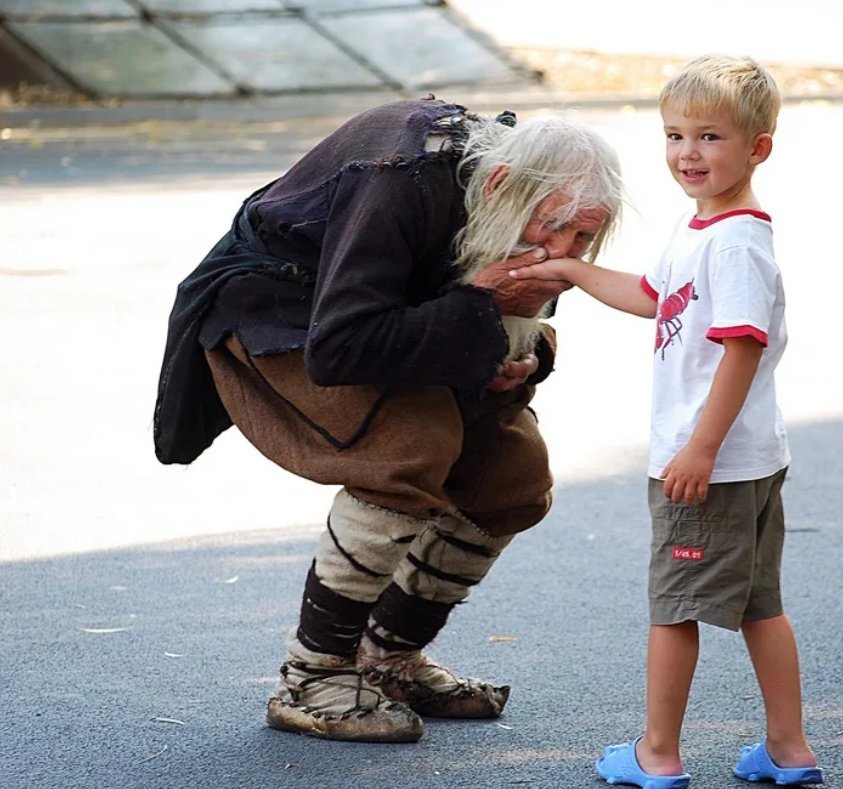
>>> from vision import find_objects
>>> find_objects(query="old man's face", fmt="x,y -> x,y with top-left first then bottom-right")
521,190 -> 609,260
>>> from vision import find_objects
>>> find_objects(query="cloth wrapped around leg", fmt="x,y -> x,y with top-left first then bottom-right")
267,490 -> 431,742
358,510 -> 512,718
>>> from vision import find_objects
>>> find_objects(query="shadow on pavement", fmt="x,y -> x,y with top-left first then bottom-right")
2,420 -> 840,789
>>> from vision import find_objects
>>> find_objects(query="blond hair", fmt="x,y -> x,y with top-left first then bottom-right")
659,55 -> 781,137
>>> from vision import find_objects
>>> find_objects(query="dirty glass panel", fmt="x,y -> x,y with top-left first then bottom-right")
282,0 -> 426,12
6,20 -> 233,96
169,16 -> 383,91
141,0 -> 285,12
321,7 -> 516,88
0,0 -> 136,16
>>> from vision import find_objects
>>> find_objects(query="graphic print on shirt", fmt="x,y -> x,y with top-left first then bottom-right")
655,279 -> 698,359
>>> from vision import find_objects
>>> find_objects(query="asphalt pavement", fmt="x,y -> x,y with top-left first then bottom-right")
1,421 -> 840,789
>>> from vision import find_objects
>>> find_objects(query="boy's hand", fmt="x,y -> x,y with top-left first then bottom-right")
508,255 -> 581,285
661,336 -> 764,506
660,443 -> 717,505
512,258 -> 657,319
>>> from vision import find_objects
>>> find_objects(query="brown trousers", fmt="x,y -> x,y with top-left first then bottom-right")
205,335 -> 553,536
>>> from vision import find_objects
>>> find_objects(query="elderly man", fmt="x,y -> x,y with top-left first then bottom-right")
154,96 -> 623,743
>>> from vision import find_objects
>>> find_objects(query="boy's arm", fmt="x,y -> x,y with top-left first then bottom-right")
509,257 -> 656,318
662,335 -> 764,504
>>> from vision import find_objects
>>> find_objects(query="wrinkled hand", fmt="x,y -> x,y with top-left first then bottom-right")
471,247 -> 573,317
487,352 -> 539,393
661,443 -> 717,505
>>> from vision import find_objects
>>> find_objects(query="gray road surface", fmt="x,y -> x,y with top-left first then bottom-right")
1,422 -> 840,789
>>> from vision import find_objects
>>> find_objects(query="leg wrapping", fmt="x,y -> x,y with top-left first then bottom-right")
366,583 -> 455,652
297,563 -> 373,659
391,509 -> 514,605
314,489 -> 429,603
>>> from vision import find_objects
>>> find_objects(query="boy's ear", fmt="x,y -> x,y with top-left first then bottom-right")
750,133 -> 773,165
484,164 -> 510,198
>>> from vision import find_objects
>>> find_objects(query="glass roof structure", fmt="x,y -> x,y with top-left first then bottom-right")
0,0 -> 531,98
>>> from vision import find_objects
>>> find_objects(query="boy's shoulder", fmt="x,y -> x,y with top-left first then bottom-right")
690,210 -> 774,253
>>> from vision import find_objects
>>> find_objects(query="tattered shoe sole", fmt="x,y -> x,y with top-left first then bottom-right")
411,682 -> 510,718
266,696 -> 424,742
363,667 -> 511,719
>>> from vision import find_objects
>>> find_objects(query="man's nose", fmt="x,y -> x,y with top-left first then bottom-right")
544,228 -> 576,258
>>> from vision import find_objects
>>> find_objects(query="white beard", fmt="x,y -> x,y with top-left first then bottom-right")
498,311 -> 548,362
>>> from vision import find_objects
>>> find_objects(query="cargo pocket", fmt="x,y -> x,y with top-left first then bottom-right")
648,489 -> 733,602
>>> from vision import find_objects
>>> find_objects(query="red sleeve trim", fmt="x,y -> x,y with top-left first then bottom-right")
640,275 -> 659,302
706,325 -> 768,347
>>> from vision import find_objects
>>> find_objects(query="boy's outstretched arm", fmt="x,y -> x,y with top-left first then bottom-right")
509,257 -> 656,318
662,335 -> 764,504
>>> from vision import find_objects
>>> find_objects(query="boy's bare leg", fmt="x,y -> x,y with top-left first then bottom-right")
741,614 -> 817,767
638,622 -> 699,776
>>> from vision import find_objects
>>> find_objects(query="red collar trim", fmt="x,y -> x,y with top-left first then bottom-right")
689,209 -> 771,229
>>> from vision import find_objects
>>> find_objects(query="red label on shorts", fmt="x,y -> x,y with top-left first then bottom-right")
672,546 -> 704,561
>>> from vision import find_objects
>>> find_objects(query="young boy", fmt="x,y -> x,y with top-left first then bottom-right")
511,56 -> 824,788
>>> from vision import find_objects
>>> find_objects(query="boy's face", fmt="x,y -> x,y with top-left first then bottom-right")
661,106 -> 769,217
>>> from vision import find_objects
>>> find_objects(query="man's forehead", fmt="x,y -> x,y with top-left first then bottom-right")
571,205 -> 610,227
534,199 -> 608,223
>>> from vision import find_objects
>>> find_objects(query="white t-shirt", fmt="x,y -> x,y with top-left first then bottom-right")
642,209 -> 790,483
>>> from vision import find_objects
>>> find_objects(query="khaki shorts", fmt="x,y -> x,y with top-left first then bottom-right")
648,468 -> 787,631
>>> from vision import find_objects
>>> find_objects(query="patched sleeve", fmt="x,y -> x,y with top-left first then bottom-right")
706,245 -> 778,347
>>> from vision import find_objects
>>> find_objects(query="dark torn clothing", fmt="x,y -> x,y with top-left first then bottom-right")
153,98 -> 555,465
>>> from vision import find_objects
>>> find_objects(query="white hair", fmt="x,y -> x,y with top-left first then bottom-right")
453,112 -> 625,360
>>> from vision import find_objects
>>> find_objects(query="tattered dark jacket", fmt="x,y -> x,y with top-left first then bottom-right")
154,98 -> 553,465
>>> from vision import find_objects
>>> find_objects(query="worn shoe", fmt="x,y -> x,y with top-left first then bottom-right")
734,742 -> 824,785
596,737 -> 690,789
358,647 -> 509,718
266,659 -> 423,742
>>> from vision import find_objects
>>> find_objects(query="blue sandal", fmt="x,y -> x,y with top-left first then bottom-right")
596,736 -> 691,789
734,742 -> 824,785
